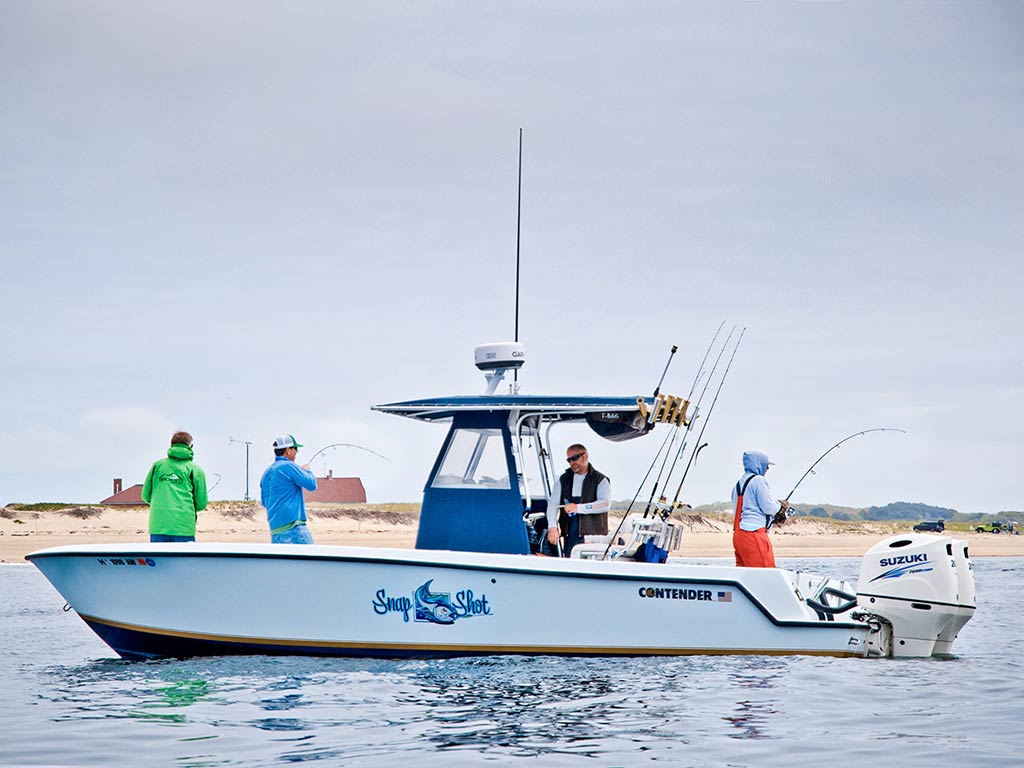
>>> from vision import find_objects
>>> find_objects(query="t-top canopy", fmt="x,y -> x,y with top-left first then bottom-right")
373,395 -> 653,423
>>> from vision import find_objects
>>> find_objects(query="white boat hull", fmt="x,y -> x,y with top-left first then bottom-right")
28,543 -> 873,659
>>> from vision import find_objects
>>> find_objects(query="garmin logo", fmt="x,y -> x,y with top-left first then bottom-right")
483,351 -> 522,359
879,554 -> 927,567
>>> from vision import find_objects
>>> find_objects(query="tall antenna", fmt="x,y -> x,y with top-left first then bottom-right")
514,128 -> 522,386
228,436 -> 254,501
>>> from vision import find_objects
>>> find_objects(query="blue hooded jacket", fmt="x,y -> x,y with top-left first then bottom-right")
731,450 -> 782,532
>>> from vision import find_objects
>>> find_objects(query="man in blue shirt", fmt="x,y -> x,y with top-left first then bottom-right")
260,434 -> 318,544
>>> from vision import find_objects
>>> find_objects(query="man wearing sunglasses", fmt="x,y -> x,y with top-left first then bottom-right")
546,444 -> 611,556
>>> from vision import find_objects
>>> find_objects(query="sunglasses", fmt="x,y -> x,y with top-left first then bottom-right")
566,452 -> 585,463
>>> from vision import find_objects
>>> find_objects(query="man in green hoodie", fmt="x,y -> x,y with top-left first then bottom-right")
142,431 -> 208,542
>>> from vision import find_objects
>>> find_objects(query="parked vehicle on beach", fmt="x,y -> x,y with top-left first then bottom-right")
974,521 -> 1016,534
913,520 -> 945,533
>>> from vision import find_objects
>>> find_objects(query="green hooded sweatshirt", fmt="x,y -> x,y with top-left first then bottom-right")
142,444 -> 208,536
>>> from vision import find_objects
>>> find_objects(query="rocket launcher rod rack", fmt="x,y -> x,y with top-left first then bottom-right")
638,394 -> 690,428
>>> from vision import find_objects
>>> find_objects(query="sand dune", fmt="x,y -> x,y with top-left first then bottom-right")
3,502 -> 1022,563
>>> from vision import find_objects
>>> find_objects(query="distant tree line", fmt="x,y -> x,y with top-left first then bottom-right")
644,500 -> 1021,523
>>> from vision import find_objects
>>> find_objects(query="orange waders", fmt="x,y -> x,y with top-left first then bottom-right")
732,474 -> 776,568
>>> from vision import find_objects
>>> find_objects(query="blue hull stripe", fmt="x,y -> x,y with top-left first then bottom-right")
81,615 -> 861,661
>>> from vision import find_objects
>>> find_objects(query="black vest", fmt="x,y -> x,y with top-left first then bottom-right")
558,465 -> 609,536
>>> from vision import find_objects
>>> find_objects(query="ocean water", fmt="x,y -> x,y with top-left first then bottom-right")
1,557 -> 1021,767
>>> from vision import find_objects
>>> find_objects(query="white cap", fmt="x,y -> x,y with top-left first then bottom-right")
272,434 -> 303,450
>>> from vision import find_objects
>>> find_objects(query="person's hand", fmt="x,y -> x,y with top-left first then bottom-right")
301,463 -> 311,471
773,500 -> 790,526
547,527 -> 561,546
564,503 -> 578,515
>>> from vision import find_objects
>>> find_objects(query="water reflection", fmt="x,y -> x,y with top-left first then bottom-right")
722,657 -> 785,739
724,699 -> 778,740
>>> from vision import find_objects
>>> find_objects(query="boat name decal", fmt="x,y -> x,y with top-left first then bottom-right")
372,579 -> 493,624
870,554 -> 933,582
96,557 -> 156,567
638,587 -> 732,603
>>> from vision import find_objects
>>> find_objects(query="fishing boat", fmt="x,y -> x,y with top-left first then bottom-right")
27,342 -> 975,660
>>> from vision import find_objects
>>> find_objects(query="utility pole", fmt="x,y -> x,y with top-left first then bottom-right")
228,437 -> 254,501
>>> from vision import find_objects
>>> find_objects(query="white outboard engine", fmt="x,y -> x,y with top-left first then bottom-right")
857,534 -> 971,658
933,538 -> 976,656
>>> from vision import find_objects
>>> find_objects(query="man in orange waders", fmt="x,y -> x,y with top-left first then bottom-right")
731,450 -> 790,567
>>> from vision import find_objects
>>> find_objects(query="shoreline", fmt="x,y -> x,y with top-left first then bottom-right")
3,503 -> 1023,563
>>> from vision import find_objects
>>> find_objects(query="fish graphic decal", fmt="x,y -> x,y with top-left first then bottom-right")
414,580 -> 459,624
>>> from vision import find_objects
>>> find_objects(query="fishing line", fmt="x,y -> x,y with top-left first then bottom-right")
764,427 -> 906,531
783,428 -> 907,504
304,443 -> 392,467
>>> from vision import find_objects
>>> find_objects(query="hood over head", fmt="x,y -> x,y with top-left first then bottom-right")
168,444 -> 194,461
742,450 -> 771,476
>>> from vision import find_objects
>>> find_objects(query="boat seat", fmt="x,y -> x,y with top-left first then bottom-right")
569,542 -> 611,560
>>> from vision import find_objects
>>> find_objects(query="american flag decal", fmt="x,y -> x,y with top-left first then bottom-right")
717,591 -> 732,603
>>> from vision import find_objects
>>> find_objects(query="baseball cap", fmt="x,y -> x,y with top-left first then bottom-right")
272,434 -> 303,450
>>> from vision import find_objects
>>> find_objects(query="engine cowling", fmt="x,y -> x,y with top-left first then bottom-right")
932,538 -> 976,656
857,534 -> 966,658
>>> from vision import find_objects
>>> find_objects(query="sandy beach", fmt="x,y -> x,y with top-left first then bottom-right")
3,502 -> 1022,563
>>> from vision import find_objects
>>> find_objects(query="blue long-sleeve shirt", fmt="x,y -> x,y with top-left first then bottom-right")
730,450 -> 782,532
260,457 -> 317,534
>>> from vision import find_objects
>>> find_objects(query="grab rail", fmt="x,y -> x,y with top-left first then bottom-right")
806,587 -> 858,616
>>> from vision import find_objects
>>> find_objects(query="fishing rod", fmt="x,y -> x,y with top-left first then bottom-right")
667,326 -> 747,511
598,327 -> 729,561
304,443 -> 392,467
600,327 -> 725,560
647,325 -> 737,518
782,427 -> 907,505
645,321 -> 725,496
641,343 -> 700,514
652,345 -> 678,398
598,428 -> 676,561
685,321 -> 726,402
637,343 -> 686,508
651,324 -> 735,513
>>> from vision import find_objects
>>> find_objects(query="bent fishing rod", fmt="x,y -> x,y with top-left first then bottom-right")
304,442 -> 392,467
783,427 -> 907,504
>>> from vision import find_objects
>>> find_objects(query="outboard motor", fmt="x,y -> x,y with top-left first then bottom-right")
857,534 -> 967,658
933,538 -> 976,656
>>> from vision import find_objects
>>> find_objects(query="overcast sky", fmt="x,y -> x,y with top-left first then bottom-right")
2,2 -> 1021,514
